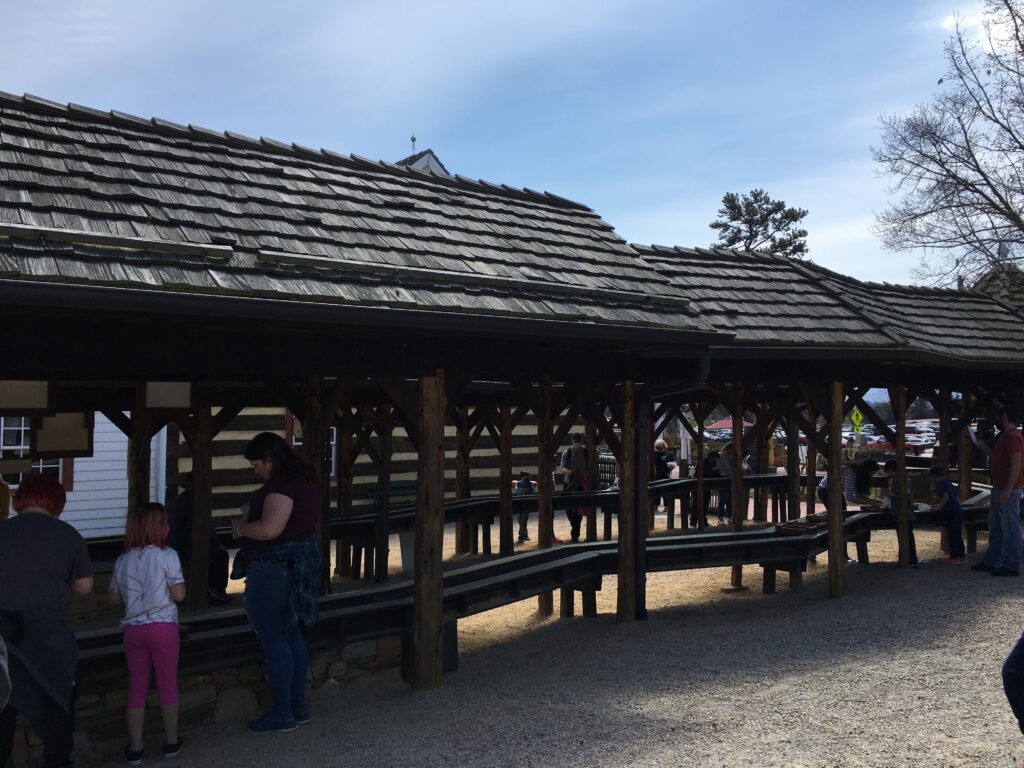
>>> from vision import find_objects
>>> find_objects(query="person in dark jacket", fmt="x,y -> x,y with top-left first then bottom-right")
0,474 -> 94,768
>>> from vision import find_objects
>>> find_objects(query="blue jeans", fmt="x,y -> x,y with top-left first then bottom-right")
983,489 -> 1023,571
244,561 -> 309,721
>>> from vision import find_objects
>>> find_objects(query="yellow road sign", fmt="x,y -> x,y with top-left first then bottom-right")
850,407 -> 863,432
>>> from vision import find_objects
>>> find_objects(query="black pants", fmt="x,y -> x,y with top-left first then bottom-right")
1004,633 -> 1024,733
566,509 -> 583,541
209,545 -> 229,594
0,697 -> 75,768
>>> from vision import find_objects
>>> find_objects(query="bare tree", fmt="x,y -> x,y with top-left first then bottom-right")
874,0 -> 1024,286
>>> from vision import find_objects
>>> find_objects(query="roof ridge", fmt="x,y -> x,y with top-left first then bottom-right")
632,243 -> 790,266
0,91 -> 593,214
785,258 -> 908,347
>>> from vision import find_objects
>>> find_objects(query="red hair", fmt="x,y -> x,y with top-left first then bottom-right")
12,473 -> 67,516
124,502 -> 169,552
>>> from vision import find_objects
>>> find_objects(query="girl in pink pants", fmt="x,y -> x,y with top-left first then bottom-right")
109,503 -> 187,764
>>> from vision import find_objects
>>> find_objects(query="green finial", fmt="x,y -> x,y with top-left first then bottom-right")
410,132 -> 416,153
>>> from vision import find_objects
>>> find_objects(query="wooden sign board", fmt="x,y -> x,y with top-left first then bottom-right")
145,381 -> 192,409
0,458 -> 33,474
30,412 -> 95,459
0,381 -> 52,415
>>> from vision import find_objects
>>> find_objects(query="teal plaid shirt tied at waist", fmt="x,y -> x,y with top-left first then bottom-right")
232,536 -> 322,636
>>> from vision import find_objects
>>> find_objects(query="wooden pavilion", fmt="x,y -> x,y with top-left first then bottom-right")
637,245 -> 1024,594
2,92 -> 1024,693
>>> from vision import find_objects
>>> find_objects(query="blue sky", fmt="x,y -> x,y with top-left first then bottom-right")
0,0 -> 979,283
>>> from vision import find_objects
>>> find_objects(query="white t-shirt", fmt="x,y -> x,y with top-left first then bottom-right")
109,545 -> 184,626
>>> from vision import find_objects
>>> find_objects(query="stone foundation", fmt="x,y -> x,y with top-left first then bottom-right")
8,636 -> 403,767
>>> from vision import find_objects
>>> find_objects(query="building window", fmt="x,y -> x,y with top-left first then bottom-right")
1,416 -> 61,486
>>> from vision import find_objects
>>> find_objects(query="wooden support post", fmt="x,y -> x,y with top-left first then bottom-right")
127,386 -> 151,516
805,401 -> 818,517
413,369 -> 446,691
893,386 -> 910,569
617,380 -> 638,622
785,416 -> 800,521
757,432 -> 771,520
581,588 -> 597,617
729,383 -> 746,589
559,588 -> 575,618
300,377 -> 334,593
635,389 -> 650,619
336,408 -> 354,576
939,387 -> 952,474
186,406 -> 212,611
762,566 -> 777,594
646,407 -> 656,532
788,565 -> 803,592
537,378 -> 554,616
827,380 -> 844,598
585,419 -> 599,542
374,416 -> 393,582
454,407 -> 471,554
958,391 -> 975,502
696,404 -> 706,531
499,404 -> 514,555
164,423 -> 180,509
939,387 -> 952,553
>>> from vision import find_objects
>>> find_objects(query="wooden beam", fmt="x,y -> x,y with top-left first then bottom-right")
186,406 -> 213,611
375,376 -> 421,451
785,413 -> 800,521
891,385 -> 910,568
805,401 -> 818,518
127,386 -> 151,517
499,404 -> 514,555
827,381 -> 844,598
210,404 -> 244,437
585,417 -> 599,542
959,391 -> 975,502
617,379 -> 638,622
335,407 -> 354,577
102,408 -> 132,438
646,405 -> 656,532
454,406 -> 471,555
583,401 -> 622,459
729,382 -> 746,589
537,377 -> 554,616
374,414 -> 393,583
847,393 -> 898,445
635,388 -> 650,618
694,402 -> 707,531
412,369 -> 446,691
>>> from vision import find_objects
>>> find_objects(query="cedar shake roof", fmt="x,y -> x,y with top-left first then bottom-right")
637,244 -> 1024,365
0,93 -> 717,340
803,260 -> 1024,364
635,245 -> 896,348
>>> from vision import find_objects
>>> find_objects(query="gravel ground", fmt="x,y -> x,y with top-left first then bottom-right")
116,527 -> 1024,768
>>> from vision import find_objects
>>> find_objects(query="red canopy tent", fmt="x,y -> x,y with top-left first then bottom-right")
705,417 -> 754,430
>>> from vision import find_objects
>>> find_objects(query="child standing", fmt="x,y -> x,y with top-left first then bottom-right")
109,503 -> 186,764
930,465 -> 966,563
514,471 -> 537,543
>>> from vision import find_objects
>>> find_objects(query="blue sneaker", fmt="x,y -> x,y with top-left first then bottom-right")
294,710 -> 312,726
247,713 -> 298,734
